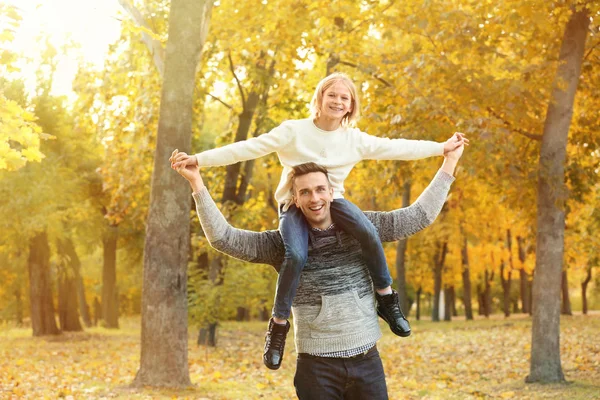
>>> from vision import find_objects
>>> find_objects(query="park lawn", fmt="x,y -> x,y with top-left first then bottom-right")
0,313 -> 598,399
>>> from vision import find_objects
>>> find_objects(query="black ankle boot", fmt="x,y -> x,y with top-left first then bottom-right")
263,318 -> 290,370
376,290 -> 411,337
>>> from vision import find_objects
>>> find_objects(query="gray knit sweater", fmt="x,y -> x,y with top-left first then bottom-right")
192,170 -> 455,354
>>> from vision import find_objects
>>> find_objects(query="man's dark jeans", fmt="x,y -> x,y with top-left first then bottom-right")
294,346 -> 388,399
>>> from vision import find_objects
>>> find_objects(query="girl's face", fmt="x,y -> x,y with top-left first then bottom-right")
318,81 -> 353,123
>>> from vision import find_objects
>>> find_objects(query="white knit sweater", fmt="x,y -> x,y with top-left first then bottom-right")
195,118 -> 444,209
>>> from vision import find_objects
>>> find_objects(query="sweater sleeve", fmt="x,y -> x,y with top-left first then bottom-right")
192,188 -> 284,269
195,123 -> 293,167
356,130 -> 444,161
366,170 -> 455,242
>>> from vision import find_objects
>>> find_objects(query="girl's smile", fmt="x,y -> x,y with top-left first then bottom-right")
318,81 -> 353,125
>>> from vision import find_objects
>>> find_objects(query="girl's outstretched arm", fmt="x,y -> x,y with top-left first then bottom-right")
171,123 -> 293,169
357,130 -> 467,161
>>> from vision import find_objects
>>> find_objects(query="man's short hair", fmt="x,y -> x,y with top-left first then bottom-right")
291,162 -> 330,193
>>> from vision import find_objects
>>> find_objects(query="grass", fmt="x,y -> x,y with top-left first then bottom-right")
1,313 -> 599,399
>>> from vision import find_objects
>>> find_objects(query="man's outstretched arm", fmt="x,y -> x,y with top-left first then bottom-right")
171,150 -> 284,269
366,143 -> 463,242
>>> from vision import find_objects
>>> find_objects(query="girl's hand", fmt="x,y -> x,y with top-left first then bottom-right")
443,132 -> 469,154
169,150 -> 198,169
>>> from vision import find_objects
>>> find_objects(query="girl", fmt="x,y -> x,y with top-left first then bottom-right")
171,73 -> 466,370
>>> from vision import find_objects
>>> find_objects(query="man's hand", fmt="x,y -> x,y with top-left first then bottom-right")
170,150 -> 198,169
444,141 -> 465,162
170,149 -> 204,193
440,140 -> 466,176
443,132 -> 469,155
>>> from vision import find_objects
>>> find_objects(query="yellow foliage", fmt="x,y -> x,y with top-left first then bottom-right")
0,95 -> 51,171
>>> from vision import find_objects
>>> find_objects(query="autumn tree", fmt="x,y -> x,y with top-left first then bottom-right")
460,229 -> 474,320
27,231 -> 60,336
71,53 -> 157,329
132,0 -> 213,388
527,6 -> 590,384
0,34 -> 98,336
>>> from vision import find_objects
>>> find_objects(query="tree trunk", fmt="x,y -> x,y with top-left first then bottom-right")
235,160 -> 256,205
93,297 -> 101,326
222,92 -> 261,203
102,225 -> 119,328
432,242 -> 447,322
415,287 -> 421,321
477,284 -> 484,316
259,304 -> 270,322
222,53 -> 274,206
56,238 -> 84,332
438,289 -> 445,321
581,267 -> 592,315
432,248 -> 441,321
395,180 -> 411,316
77,272 -> 92,328
133,0 -> 213,388
500,259 -> 508,317
526,281 -> 532,316
560,270 -> 572,316
14,287 -> 23,327
500,230 -> 513,317
443,286 -> 453,321
527,7 -> 589,384
199,256 -> 225,347
198,323 -> 217,346
192,252 -> 216,346
484,270 -> 493,317
234,58 -> 274,205
517,236 -> 530,314
450,286 -> 457,317
57,265 -> 82,332
61,237 -> 92,328
326,53 -> 340,76
461,234 -> 474,320
28,231 -> 60,336
236,307 -> 249,321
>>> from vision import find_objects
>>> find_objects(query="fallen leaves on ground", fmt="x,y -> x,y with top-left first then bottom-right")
380,313 -> 600,399
0,313 -> 599,399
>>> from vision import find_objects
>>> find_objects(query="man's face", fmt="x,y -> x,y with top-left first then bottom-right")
293,172 -> 334,230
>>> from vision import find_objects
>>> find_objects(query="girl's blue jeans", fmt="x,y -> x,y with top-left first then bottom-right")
272,198 -> 393,319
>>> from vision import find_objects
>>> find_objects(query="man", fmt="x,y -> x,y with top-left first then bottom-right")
172,143 -> 463,399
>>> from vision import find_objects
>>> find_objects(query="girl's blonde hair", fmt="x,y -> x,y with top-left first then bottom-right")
310,73 -> 360,127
